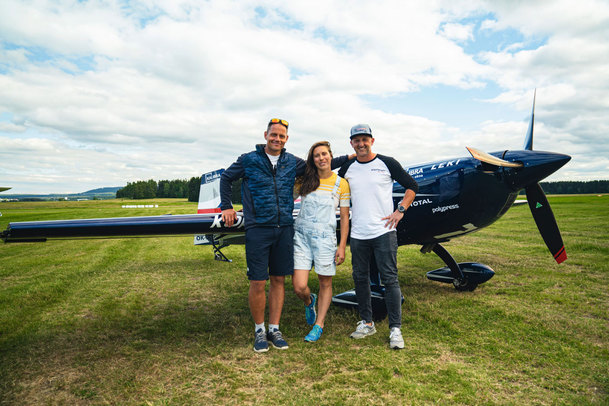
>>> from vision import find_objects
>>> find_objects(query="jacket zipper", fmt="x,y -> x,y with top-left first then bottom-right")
263,149 -> 282,227
272,170 -> 280,226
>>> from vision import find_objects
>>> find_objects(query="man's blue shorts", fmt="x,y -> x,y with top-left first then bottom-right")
245,226 -> 294,281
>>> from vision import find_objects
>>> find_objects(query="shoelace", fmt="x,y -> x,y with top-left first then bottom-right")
356,321 -> 371,332
269,330 -> 283,340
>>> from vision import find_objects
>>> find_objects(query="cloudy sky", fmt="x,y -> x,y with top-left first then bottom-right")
1,0 -> 607,194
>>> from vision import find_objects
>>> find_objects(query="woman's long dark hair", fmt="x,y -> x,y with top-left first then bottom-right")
298,141 -> 333,197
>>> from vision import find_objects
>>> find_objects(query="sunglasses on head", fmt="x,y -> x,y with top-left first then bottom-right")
268,118 -> 289,128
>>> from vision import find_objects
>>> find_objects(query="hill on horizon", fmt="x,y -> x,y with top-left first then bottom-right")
82,187 -> 123,195
1,186 -> 123,200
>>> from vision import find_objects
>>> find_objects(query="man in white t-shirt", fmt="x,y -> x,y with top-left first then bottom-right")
338,124 -> 418,349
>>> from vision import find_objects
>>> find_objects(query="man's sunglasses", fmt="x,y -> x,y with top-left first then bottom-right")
268,118 -> 289,128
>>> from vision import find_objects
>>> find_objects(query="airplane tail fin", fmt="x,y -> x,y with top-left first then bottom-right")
197,169 -> 224,214
523,89 -> 536,151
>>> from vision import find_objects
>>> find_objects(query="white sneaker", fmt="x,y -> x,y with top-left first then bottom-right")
389,327 -> 404,350
350,320 -> 376,339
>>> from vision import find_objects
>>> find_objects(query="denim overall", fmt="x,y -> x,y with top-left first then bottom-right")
293,176 -> 342,274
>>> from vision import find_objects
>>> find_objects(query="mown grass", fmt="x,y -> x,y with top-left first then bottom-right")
1,196 -> 607,405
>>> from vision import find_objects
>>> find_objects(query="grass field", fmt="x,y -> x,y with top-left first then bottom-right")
1,196 -> 607,405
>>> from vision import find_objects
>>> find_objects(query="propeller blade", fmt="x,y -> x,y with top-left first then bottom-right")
466,147 -> 523,168
525,183 -> 567,263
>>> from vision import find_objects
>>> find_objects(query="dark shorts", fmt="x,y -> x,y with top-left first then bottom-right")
245,226 -> 295,281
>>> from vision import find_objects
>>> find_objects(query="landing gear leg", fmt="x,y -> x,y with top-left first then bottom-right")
211,236 -> 232,262
421,243 -> 478,291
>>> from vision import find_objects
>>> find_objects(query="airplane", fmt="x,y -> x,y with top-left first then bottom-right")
1,95 -> 570,319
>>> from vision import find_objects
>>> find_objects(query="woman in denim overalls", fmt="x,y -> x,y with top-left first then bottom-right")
293,141 -> 350,342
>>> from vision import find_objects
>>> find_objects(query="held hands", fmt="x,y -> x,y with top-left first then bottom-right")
382,210 -> 404,229
335,246 -> 346,265
221,208 -> 237,227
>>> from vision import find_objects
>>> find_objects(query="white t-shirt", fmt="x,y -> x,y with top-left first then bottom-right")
339,154 -> 417,240
266,153 -> 279,169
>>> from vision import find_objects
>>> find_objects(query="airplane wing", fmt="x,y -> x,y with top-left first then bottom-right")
1,213 -> 243,242
1,170 -> 244,243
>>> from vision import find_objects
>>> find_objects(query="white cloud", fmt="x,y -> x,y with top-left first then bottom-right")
440,23 -> 474,42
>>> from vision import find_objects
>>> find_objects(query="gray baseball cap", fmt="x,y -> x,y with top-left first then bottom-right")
350,123 -> 372,138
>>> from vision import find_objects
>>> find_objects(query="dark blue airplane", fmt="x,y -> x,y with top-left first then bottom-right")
1,95 -> 570,317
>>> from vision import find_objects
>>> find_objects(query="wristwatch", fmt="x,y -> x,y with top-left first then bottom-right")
397,204 -> 406,213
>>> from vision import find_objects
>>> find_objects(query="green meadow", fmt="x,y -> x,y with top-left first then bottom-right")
1,196 -> 607,405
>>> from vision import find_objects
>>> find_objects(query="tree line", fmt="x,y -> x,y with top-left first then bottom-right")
116,177 -> 243,202
116,178 -> 202,201
539,180 -> 609,195
117,179 -> 608,201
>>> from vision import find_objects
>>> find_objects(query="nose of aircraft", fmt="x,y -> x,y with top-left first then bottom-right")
503,150 -> 571,190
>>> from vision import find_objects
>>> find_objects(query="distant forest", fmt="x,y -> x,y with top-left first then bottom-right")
116,178 -> 608,201
538,180 -> 609,194
116,178 -> 201,202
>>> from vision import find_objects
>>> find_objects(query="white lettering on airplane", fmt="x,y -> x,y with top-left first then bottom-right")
407,168 -> 424,177
431,159 -> 460,170
411,198 -> 432,207
432,204 -> 460,214
204,171 -> 223,183
211,214 -> 244,229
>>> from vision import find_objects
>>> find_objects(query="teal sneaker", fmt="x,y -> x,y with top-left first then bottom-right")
305,293 -> 317,325
304,325 -> 323,342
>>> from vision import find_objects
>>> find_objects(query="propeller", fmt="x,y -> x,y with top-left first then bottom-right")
467,145 -> 568,264
525,183 -> 567,263
466,90 -> 567,264
466,147 -> 522,168
467,143 -> 567,263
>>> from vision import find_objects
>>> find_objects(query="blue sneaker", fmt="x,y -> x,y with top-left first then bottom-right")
267,329 -> 289,350
305,293 -> 317,325
253,328 -> 268,353
304,325 -> 323,342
